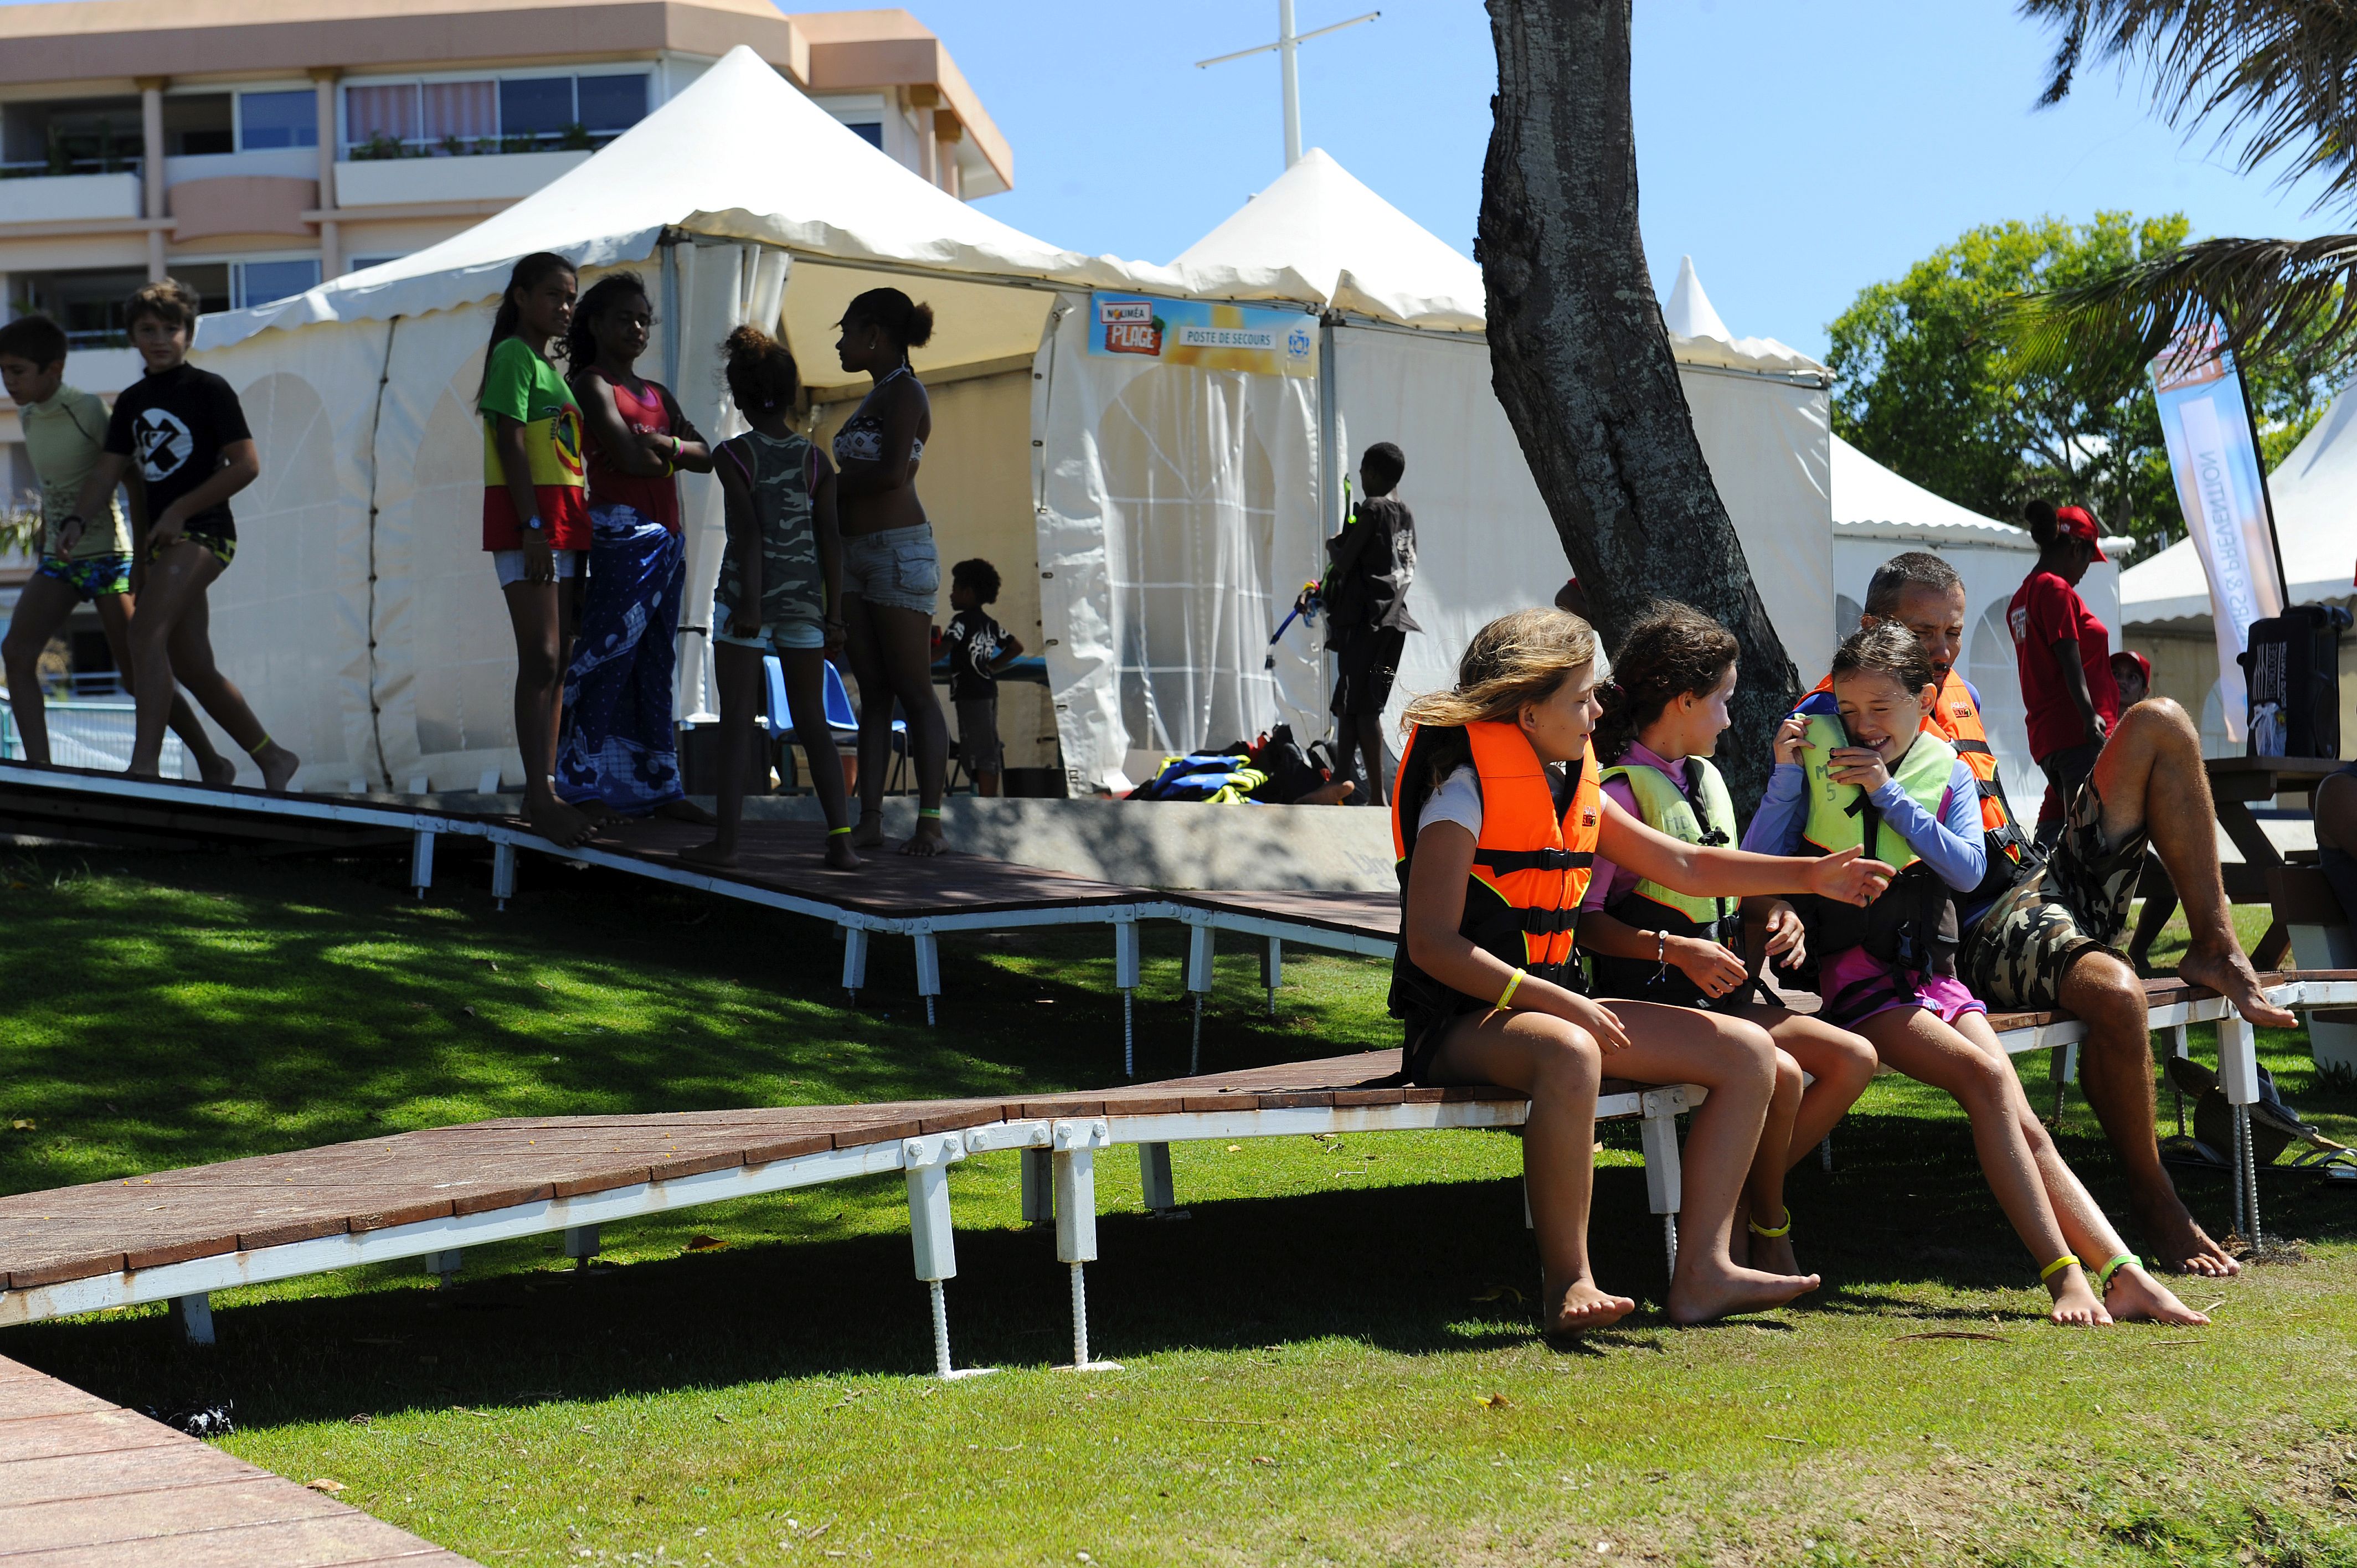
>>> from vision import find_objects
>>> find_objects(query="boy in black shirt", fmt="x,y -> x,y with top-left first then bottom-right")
944,558 -> 1023,796
1324,441 -> 1418,806
71,277 -> 297,788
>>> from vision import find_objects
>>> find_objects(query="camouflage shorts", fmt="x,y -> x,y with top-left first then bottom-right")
1960,772 -> 2148,1011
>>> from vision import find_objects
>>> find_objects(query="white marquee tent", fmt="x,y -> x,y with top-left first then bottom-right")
1032,149 -> 1838,790
1829,434 -> 2122,796
190,45 -> 1163,791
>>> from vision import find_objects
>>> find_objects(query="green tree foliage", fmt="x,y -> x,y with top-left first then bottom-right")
1828,211 -> 2333,564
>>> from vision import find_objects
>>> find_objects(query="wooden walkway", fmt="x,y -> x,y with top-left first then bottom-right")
0,1355 -> 473,1565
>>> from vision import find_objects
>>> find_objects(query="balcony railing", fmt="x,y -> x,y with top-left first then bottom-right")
0,156 -> 143,181
342,126 -> 618,161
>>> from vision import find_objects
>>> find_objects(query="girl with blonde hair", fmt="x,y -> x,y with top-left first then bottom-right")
1391,607 -> 1889,1335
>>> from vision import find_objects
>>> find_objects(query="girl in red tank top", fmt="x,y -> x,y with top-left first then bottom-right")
557,273 -> 714,818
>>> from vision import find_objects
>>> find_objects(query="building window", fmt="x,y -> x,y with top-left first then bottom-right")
346,254 -> 405,275
8,267 -> 148,346
234,258 -> 321,309
237,90 -> 317,151
162,94 -> 233,157
846,121 -> 883,149
343,73 -> 649,158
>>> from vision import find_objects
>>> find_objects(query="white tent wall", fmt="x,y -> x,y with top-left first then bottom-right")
1035,295 -> 1326,792
1330,327 -> 1834,751
192,321 -> 392,787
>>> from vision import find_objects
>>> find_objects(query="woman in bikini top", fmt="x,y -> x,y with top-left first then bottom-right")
831,287 -> 952,856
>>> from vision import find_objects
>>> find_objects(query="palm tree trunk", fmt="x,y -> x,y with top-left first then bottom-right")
1480,0 -> 1796,808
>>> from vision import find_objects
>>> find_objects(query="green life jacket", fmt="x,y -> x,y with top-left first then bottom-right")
1796,716 -> 1956,871
1586,755 -> 1741,1007
1789,718 -> 1960,987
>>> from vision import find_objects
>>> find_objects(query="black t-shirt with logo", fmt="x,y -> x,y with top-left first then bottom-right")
945,607 -> 1008,703
104,363 -> 253,539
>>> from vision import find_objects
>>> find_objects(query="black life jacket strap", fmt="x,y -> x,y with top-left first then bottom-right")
1474,847 -> 1594,874
1520,906 -> 1578,935
1951,738 -> 1993,757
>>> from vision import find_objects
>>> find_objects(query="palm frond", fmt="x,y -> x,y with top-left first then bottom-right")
2001,231 -> 2357,379
2021,1 -> 2357,213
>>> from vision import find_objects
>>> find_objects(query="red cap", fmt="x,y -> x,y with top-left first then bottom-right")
2111,648 -> 2151,685
2054,504 -> 2108,561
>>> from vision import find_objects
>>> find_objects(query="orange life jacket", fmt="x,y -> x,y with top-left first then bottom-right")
1388,720 -> 1601,1019
1804,666 -> 2033,905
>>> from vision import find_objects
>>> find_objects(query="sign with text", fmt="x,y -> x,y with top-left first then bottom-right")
2151,329 -> 2286,744
1086,292 -> 1318,377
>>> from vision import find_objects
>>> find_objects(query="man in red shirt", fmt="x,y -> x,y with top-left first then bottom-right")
1825,549 -> 2292,1280
2009,503 -> 2122,843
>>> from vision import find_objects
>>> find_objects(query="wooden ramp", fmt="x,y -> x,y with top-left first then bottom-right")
0,1355 -> 472,1565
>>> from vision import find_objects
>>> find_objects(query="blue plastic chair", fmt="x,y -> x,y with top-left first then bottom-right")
764,657 -> 907,790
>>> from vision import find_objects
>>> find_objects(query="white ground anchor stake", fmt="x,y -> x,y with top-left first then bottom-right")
2218,1013 -> 2264,1247
1185,922 -> 1215,1075
490,840 -> 518,911
1053,1117 -> 1120,1372
1113,916 -> 1141,1079
1639,1087 -> 1690,1278
904,1132 -> 992,1380
913,930 -> 941,1027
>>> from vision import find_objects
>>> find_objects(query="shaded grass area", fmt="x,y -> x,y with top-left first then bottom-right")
0,844 -> 2354,1565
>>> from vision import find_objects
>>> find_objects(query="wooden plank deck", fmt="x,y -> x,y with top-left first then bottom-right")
0,1355 -> 473,1565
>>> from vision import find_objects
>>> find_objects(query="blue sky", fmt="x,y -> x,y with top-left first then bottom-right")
853,0 -> 2347,361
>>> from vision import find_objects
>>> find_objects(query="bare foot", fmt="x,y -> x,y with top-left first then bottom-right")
1665,1258 -> 1819,1324
677,839 -> 738,869
573,798 -> 621,826
196,754 -> 238,788
1541,1273 -> 1636,1338
2178,944 -> 2298,1029
2046,1265 -> 2112,1327
526,796 -> 594,848
851,813 -> 886,849
1748,1231 -> 1802,1278
1298,780 -> 1356,806
657,798 -> 718,826
824,835 -> 863,871
899,818 -> 948,858
2102,1262 -> 2209,1325
2136,1192 -> 2242,1277
255,743 -> 300,793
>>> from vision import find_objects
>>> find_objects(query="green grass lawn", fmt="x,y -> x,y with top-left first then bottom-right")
2,844 -> 2355,1566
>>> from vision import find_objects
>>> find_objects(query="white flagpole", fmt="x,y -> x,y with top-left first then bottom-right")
1280,0 -> 1302,167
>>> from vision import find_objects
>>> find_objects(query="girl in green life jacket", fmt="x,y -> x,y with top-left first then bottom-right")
1744,623 -> 2205,1327
1577,603 -> 1879,1278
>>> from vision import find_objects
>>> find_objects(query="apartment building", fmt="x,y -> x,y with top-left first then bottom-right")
0,0 -> 1011,520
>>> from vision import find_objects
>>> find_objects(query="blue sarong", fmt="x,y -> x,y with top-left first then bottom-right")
555,503 -> 685,813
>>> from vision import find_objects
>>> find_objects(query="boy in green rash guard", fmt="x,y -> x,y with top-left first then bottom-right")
0,313 -> 232,782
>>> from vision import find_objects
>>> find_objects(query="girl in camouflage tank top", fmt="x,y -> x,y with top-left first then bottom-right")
684,326 -> 857,871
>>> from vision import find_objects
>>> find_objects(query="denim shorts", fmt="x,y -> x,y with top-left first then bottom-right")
492,548 -> 587,589
713,620 -> 826,653
840,524 -> 939,615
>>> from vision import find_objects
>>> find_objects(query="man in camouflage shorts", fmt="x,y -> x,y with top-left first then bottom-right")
1850,553 -> 2295,1280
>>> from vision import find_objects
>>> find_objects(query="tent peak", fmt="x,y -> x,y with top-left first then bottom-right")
1663,255 -> 1732,342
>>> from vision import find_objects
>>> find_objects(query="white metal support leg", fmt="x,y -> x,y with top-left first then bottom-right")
1818,1137 -> 1833,1172
491,841 -> 518,910
1054,1118 -> 1119,1371
904,1132 -> 990,1380
410,828 -> 436,898
1114,917 -> 1141,1079
172,1293 -> 214,1347
1261,936 -> 1283,1015
1186,922 -> 1214,1074
2219,1014 -> 2262,1246
423,1249 -> 462,1288
563,1225 -> 599,1268
841,925 -> 870,1004
1139,1142 -> 1182,1216
1021,1146 -> 1053,1227
1639,1087 -> 1689,1280
913,930 -> 941,1027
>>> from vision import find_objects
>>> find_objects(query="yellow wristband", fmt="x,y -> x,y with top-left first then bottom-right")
2039,1252 -> 2081,1283
1497,968 -> 1526,1010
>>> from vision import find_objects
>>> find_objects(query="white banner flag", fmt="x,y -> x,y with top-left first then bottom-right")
2150,332 -> 2286,743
